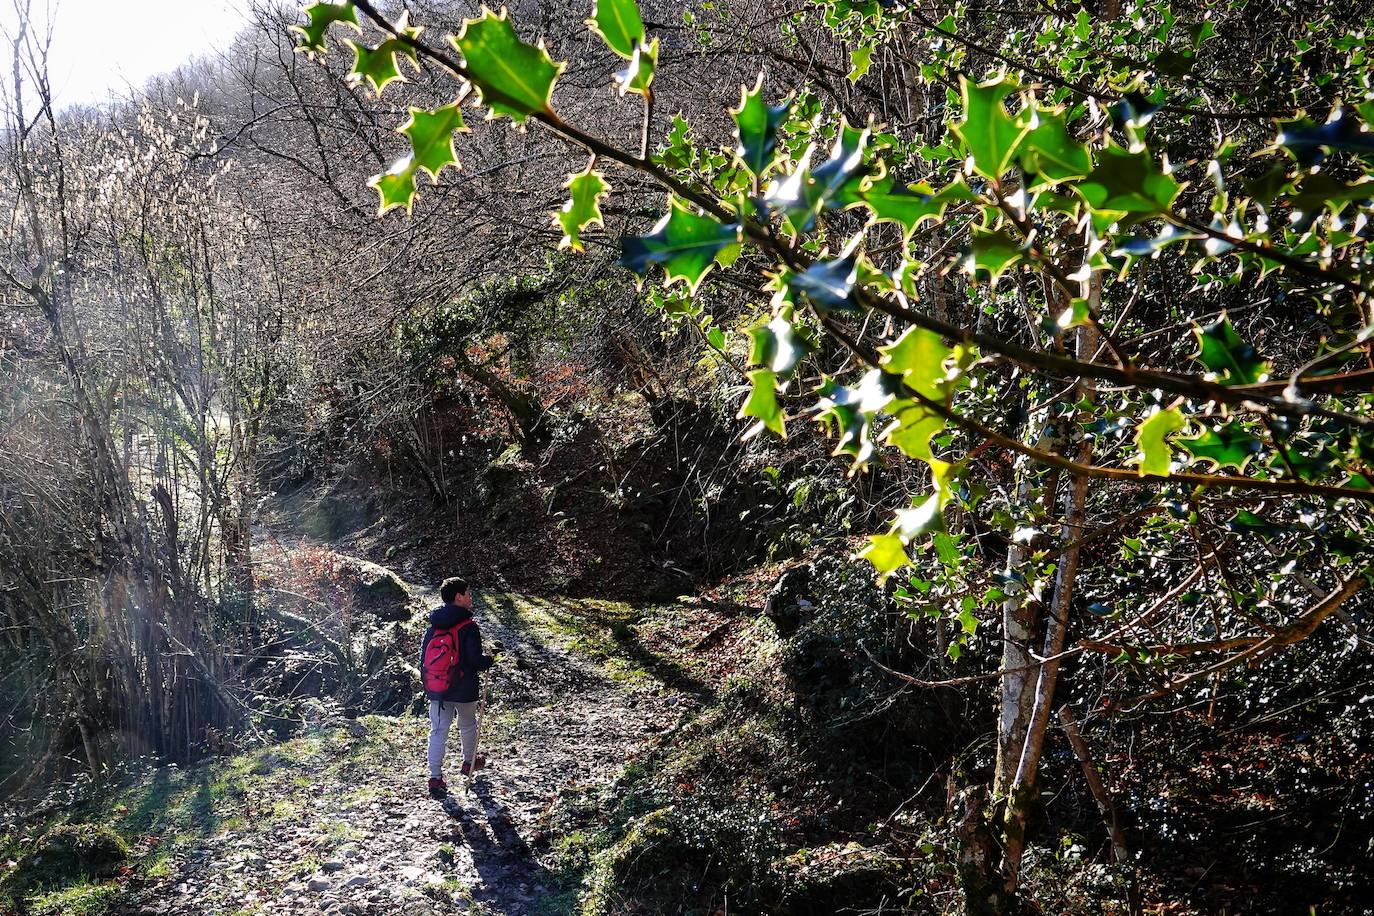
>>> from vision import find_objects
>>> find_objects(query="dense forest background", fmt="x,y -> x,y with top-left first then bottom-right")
2,0 -> 1373,913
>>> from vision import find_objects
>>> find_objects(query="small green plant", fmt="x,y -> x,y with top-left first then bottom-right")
28,881 -> 124,916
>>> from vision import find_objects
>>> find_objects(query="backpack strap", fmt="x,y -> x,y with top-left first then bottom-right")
433,618 -> 474,638
449,618 -> 476,666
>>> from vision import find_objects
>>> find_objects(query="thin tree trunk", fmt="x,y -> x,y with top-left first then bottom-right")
1001,304 -> 1101,896
955,785 -> 1010,916
994,422 -> 1052,797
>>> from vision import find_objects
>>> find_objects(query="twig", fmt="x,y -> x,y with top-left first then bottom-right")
1058,704 -> 1131,865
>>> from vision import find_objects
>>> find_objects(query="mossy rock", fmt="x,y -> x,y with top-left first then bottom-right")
302,492 -> 379,541
770,843 -> 912,914
764,565 -> 812,637
583,808 -> 693,912
602,806 -> 683,877
476,446 -> 528,521
2,823 -> 129,899
349,561 -> 413,622
364,659 -> 421,714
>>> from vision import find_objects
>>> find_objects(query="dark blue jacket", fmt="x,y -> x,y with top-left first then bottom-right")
418,603 -> 494,703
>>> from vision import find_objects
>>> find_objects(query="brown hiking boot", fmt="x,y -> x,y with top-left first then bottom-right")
427,777 -> 448,798
459,755 -> 486,777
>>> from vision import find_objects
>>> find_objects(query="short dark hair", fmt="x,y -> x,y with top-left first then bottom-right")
440,577 -> 468,604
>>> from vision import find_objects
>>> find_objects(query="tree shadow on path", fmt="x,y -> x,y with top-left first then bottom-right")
440,778 -> 559,914
482,592 -> 715,702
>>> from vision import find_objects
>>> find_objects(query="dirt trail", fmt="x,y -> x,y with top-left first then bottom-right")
124,587 -> 687,916
423,589 -> 689,913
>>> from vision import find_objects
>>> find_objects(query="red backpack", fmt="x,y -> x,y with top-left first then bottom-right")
422,618 -> 474,695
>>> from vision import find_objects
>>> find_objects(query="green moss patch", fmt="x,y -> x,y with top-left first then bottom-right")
1,823 -> 129,902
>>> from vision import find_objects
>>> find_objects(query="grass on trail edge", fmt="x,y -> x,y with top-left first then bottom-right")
3,721 -> 399,914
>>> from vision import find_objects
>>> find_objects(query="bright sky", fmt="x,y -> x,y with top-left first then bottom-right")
0,0 -> 248,108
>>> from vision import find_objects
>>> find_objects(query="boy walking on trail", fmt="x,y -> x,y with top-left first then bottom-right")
419,577 -> 496,798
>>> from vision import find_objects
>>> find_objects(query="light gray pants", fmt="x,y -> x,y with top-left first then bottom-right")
428,699 -> 479,778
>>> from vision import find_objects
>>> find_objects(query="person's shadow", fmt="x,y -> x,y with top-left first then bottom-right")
440,777 -> 557,911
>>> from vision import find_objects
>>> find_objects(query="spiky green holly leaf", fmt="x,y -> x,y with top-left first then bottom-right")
965,226 -> 1024,284
1135,406 -> 1185,477
368,157 -> 419,215
747,323 -> 773,366
619,198 -> 741,291
885,402 -> 945,461
399,103 -> 466,181
348,35 -> 419,96
1228,509 -> 1286,539
1179,420 -> 1263,471
813,376 -> 883,471
1052,297 -> 1091,331
345,13 -> 421,96
1275,108 -> 1374,168
957,600 -> 980,635
1112,224 -> 1200,265
784,252 -> 860,313
739,368 -> 785,438
1185,19 -> 1217,45
1345,468 -> 1374,490
893,492 -> 944,541
1326,529 -> 1369,558
762,149 -> 820,234
656,113 -> 694,170
926,175 -> 979,203
1075,145 -> 1181,216
1109,91 -> 1163,132
811,118 -> 870,202
818,400 -> 870,466
860,532 -> 910,579
1019,106 -> 1091,187
1154,46 -> 1196,77
1244,164 -> 1295,213
848,43 -> 875,83
813,371 -> 909,473
1192,316 -> 1268,385
732,75 -> 791,177
293,2 -> 360,56
952,77 -> 1031,179
892,457 -> 957,539
1280,172 -> 1374,219
613,37 -> 657,96
850,369 -> 902,415
557,167 -> 610,251
763,118 -> 870,234
1269,444 -> 1335,482
453,8 -> 565,123
748,309 -> 810,378
856,172 -> 949,237
879,326 -> 951,402
587,0 -> 645,58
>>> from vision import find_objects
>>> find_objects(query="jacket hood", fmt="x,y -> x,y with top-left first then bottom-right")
429,602 -> 474,628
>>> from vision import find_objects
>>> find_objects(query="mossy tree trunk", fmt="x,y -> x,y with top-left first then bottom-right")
453,346 -> 551,453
